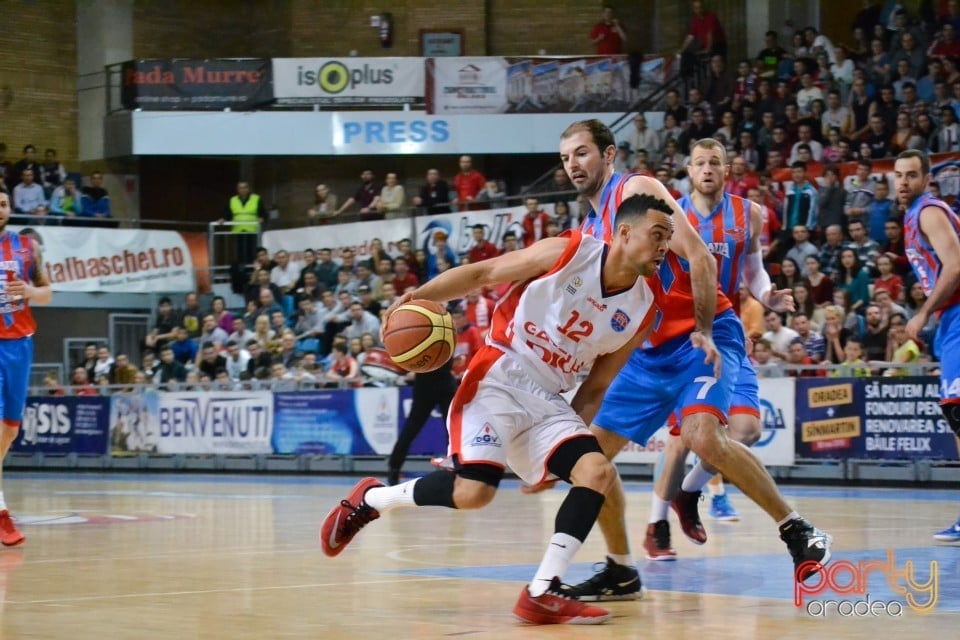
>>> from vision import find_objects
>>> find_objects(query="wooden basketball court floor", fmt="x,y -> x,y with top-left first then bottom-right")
0,472 -> 956,639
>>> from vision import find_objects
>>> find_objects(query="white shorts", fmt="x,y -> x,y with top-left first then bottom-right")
441,346 -> 593,486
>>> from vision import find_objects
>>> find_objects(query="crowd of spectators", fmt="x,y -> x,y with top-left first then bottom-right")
0,143 -> 113,225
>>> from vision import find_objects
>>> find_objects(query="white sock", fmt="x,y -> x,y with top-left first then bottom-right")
707,479 -> 725,497
649,493 -> 670,523
681,461 -> 716,493
363,479 -> 419,514
0,491 -> 6,512
529,533 -> 581,597
777,511 -> 801,528
608,553 -> 634,568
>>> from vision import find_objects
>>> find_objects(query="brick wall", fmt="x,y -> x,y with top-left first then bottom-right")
0,0 -> 78,168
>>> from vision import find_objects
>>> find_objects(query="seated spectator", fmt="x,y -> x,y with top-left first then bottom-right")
836,248 -> 872,312
92,346 -> 115,381
467,224 -> 499,263
412,168 -> 451,215
80,172 -> 111,220
830,336 -> 872,377
253,315 -> 275,349
228,316 -> 256,346
762,309 -> 800,361
222,340 -> 250,382
198,314 -> 229,350
12,168 -> 46,216
269,250 -> 299,296
861,303 -> 889,363
70,367 -> 100,395
791,312 -> 825,363
867,180 -> 897,244
156,346 -> 187,384
363,238 -> 391,271
144,296 -> 178,351
40,148 -> 65,196
276,331 -> 304,370
377,172 -> 406,218
245,340 -> 273,379
355,263 -> 382,299
141,350 -> 160,382
178,292 -> 203,340
426,232 -> 457,279
786,228 -> 819,277
210,295 -> 235,334
296,271 -> 324,302
109,354 -> 139,385
323,342 -> 359,387
293,296 -> 325,341
817,166 -> 845,230
42,372 -> 66,396
333,266 -> 360,298
342,301 -> 381,343
873,254 -> 904,302
196,341 -> 228,379
786,337 -> 819,377
306,184 -> 338,221
49,177 -> 83,219
803,255 -> 834,306
846,219 -> 881,275
169,327 -> 198,366
881,218 -> 909,276
255,287 -> 284,322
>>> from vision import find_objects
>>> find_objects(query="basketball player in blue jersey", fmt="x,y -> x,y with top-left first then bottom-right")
552,120 -> 831,601
0,191 -> 53,546
645,139 -> 795,558
894,150 -> 960,542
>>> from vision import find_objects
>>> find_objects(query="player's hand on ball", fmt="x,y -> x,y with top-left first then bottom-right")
381,291 -> 416,342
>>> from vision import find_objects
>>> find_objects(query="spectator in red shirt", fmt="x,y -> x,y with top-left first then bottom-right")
590,5 -> 628,55
521,197 -> 551,247
724,155 -> 759,197
654,166 -> 682,199
450,305 -> 484,379
390,256 -> 419,294
467,224 -> 499,263
747,185 -> 782,261
464,289 -> 495,337
680,0 -> 727,59
453,155 -> 486,211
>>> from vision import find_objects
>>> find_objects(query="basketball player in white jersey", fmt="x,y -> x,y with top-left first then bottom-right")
320,194 -> 674,625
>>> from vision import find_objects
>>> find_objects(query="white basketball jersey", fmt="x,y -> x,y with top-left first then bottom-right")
487,230 -> 656,394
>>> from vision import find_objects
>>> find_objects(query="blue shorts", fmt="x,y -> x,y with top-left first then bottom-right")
936,305 -> 960,402
730,356 -> 760,417
0,336 -> 32,424
594,310 -> 744,445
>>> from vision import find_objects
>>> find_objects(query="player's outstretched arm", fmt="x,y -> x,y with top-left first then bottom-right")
621,175 -> 717,335
907,205 -> 960,340
385,236 -> 570,316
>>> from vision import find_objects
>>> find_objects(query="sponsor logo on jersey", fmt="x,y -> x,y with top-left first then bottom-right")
706,242 -> 731,258
610,309 -> 630,332
470,423 -> 502,447
586,296 -> 607,312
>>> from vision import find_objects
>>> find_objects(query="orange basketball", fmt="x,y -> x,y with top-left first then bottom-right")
383,299 -> 456,373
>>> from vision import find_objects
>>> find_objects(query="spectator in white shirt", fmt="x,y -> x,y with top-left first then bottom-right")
377,172 -> 406,219
270,250 -> 299,295
198,315 -> 229,350
789,124 -> 824,163
12,168 -> 47,214
626,113 -> 660,165
762,310 -> 801,361
222,340 -> 251,382
342,302 -> 381,342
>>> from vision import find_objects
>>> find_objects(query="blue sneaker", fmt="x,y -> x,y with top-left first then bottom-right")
709,494 -> 740,521
933,518 -> 960,542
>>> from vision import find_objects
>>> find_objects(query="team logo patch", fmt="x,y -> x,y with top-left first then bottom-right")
610,309 -> 631,332
724,228 -> 747,242
565,276 -> 583,296
470,423 -> 502,447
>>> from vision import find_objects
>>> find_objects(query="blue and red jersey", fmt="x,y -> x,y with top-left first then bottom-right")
904,192 -> 960,312
0,231 -> 39,339
580,173 -> 733,347
677,192 -> 751,312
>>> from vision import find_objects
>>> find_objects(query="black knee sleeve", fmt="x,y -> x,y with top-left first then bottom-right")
455,458 -> 504,488
943,403 -> 960,437
546,435 -> 604,484
412,469 -> 458,508
555,486 -> 606,542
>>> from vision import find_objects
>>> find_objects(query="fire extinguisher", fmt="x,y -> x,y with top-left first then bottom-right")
380,12 -> 393,48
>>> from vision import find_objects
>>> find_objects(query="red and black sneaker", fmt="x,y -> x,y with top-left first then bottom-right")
671,489 -> 708,545
513,577 -> 611,625
320,477 -> 383,557
642,520 -> 677,561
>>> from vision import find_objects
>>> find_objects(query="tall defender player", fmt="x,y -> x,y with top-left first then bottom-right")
0,192 -> 54,546
894,149 -> 960,542
556,120 -> 830,601
647,139 -> 795,559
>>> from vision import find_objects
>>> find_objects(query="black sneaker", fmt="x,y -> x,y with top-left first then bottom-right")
779,517 -> 832,582
563,557 -> 642,601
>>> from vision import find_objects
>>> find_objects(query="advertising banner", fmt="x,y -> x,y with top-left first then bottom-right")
11,396 -> 110,455
270,388 -> 448,456
11,225 -> 198,293
429,55 -> 670,115
120,59 -> 272,110
262,217 -> 414,263
272,58 -> 424,106
109,391 -> 273,455
611,377 -> 797,466
795,377 -> 958,460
